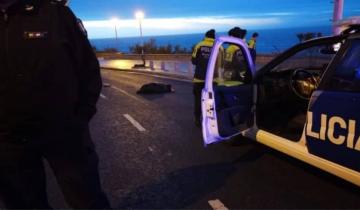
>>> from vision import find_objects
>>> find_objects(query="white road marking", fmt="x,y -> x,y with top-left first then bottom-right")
103,83 -> 112,87
111,86 -> 147,105
123,114 -> 146,132
208,199 -> 229,210
100,93 -> 108,100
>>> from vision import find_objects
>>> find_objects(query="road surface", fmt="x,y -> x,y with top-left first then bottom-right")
2,70 -> 359,209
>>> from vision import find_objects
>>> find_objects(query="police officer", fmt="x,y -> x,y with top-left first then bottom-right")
224,27 -> 250,83
191,29 -> 216,127
225,27 -> 247,64
248,32 -> 259,62
0,0 -> 110,209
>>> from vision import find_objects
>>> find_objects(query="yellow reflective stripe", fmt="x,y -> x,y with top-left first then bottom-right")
217,81 -> 244,87
225,45 -> 240,62
191,38 -> 215,58
193,78 -> 205,83
203,38 -> 215,45
248,39 -> 256,49
192,44 -> 200,58
213,78 -> 222,84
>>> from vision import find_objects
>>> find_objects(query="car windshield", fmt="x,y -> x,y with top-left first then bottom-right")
272,43 -> 341,73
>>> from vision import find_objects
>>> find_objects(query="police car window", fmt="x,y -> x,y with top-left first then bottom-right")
326,39 -> 360,92
272,43 -> 339,73
214,43 -> 251,86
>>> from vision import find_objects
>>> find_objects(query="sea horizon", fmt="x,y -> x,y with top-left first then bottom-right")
90,25 -> 333,54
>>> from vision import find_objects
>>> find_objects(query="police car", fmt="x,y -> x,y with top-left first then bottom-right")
201,25 -> 360,186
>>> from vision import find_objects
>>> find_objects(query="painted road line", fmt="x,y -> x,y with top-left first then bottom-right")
100,93 -> 108,100
111,86 -> 147,105
148,146 -> 154,152
208,199 -> 229,210
123,114 -> 146,132
103,83 -> 111,87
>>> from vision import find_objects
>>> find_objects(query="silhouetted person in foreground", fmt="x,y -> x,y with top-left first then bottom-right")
0,0 -> 110,208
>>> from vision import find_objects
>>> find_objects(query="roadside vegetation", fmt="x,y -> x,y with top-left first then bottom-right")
129,39 -> 192,54
94,32 -> 323,54
297,32 -> 323,42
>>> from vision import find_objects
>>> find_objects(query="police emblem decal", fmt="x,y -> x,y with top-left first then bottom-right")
24,32 -> 48,39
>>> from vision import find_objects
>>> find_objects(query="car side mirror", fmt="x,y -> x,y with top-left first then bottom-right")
320,47 -> 336,55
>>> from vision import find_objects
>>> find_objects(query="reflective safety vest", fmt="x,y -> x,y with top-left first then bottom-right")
192,38 -> 215,83
225,44 -> 247,71
225,39 -> 247,62
248,38 -> 256,50
225,44 -> 240,62
221,44 -> 250,87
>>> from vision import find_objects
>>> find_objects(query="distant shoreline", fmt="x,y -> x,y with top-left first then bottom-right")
90,25 -> 332,41
90,25 -> 332,54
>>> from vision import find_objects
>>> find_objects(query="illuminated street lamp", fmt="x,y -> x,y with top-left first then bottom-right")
135,10 -> 146,66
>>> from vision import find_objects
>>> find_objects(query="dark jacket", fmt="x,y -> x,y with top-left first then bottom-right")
0,0 -> 101,136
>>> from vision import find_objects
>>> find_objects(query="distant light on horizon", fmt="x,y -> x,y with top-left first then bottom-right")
83,15 -> 282,39
135,10 -> 145,20
110,17 -> 120,25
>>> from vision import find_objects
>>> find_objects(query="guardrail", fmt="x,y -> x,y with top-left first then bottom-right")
99,58 -> 194,79
96,53 -> 191,61
98,53 -> 277,79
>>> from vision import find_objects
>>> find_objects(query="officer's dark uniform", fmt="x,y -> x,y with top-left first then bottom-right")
191,29 -> 215,126
0,0 -> 110,208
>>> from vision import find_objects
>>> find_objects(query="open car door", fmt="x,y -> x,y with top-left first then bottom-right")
202,37 -> 256,145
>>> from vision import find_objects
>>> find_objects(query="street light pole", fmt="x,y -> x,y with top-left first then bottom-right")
139,18 -> 144,65
114,24 -> 118,41
135,11 -> 145,67
333,0 -> 344,35
111,18 -> 120,52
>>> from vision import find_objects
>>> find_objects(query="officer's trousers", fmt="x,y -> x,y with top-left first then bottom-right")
0,126 -> 110,209
193,82 -> 205,123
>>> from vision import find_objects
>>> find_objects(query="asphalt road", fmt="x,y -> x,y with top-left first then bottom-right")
2,70 -> 359,209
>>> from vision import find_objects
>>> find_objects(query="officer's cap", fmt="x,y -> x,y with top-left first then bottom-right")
232,27 -> 247,39
205,29 -> 215,39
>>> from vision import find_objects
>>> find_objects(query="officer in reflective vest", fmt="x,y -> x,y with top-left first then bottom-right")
191,29 -> 216,126
248,32 -> 259,62
224,27 -> 250,85
225,27 -> 247,64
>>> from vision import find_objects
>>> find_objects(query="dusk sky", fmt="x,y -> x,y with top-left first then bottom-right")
69,0 -> 360,39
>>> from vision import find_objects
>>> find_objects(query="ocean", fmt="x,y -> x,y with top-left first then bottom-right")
90,25 -> 332,54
